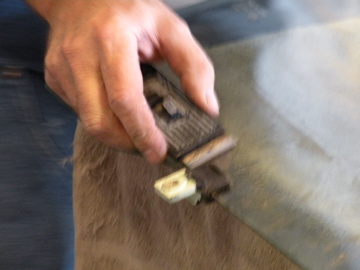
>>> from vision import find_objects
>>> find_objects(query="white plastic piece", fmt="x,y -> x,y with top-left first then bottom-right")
154,168 -> 197,204
186,192 -> 202,206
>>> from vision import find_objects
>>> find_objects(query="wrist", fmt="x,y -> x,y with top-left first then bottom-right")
25,0 -> 57,22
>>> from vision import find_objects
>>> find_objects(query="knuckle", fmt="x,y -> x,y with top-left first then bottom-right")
96,17 -> 133,45
193,54 -> 214,78
44,71 -> 56,90
95,21 -> 113,43
44,65 -> 58,84
82,116 -> 108,139
44,54 -> 60,79
171,18 -> 190,35
200,56 -> 213,70
108,92 -> 136,116
131,120 -> 163,152
131,129 -> 154,152
61,38 -> 83,60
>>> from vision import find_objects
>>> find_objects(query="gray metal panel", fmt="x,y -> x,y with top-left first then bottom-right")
159,1 -> 360,269
210,20 -> 360,270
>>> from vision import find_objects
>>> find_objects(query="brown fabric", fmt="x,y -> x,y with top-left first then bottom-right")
73,123 -> 299,270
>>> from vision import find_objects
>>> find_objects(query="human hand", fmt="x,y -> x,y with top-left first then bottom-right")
26,0 -> 219,164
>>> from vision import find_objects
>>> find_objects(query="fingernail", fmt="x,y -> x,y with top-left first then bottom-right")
206,92 -> 220,117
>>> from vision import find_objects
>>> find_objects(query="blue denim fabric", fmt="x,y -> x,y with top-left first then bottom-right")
0,1 -> 76,269
0,66 -> 76,270
0,0 -> 48,71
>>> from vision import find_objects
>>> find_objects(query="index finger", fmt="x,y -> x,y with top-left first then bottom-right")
158,15 -> 219,117
101,31 -> 167,164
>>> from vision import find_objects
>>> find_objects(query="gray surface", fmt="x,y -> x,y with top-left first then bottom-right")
163,0 -> 206,9
159,16 -> 360,270
211,19 -> 360,270
158,1 -> 360,269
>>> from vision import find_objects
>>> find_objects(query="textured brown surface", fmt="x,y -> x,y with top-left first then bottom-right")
73,123 -> 300,270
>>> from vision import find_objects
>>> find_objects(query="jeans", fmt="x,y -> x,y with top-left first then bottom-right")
0,65 -> 76,270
